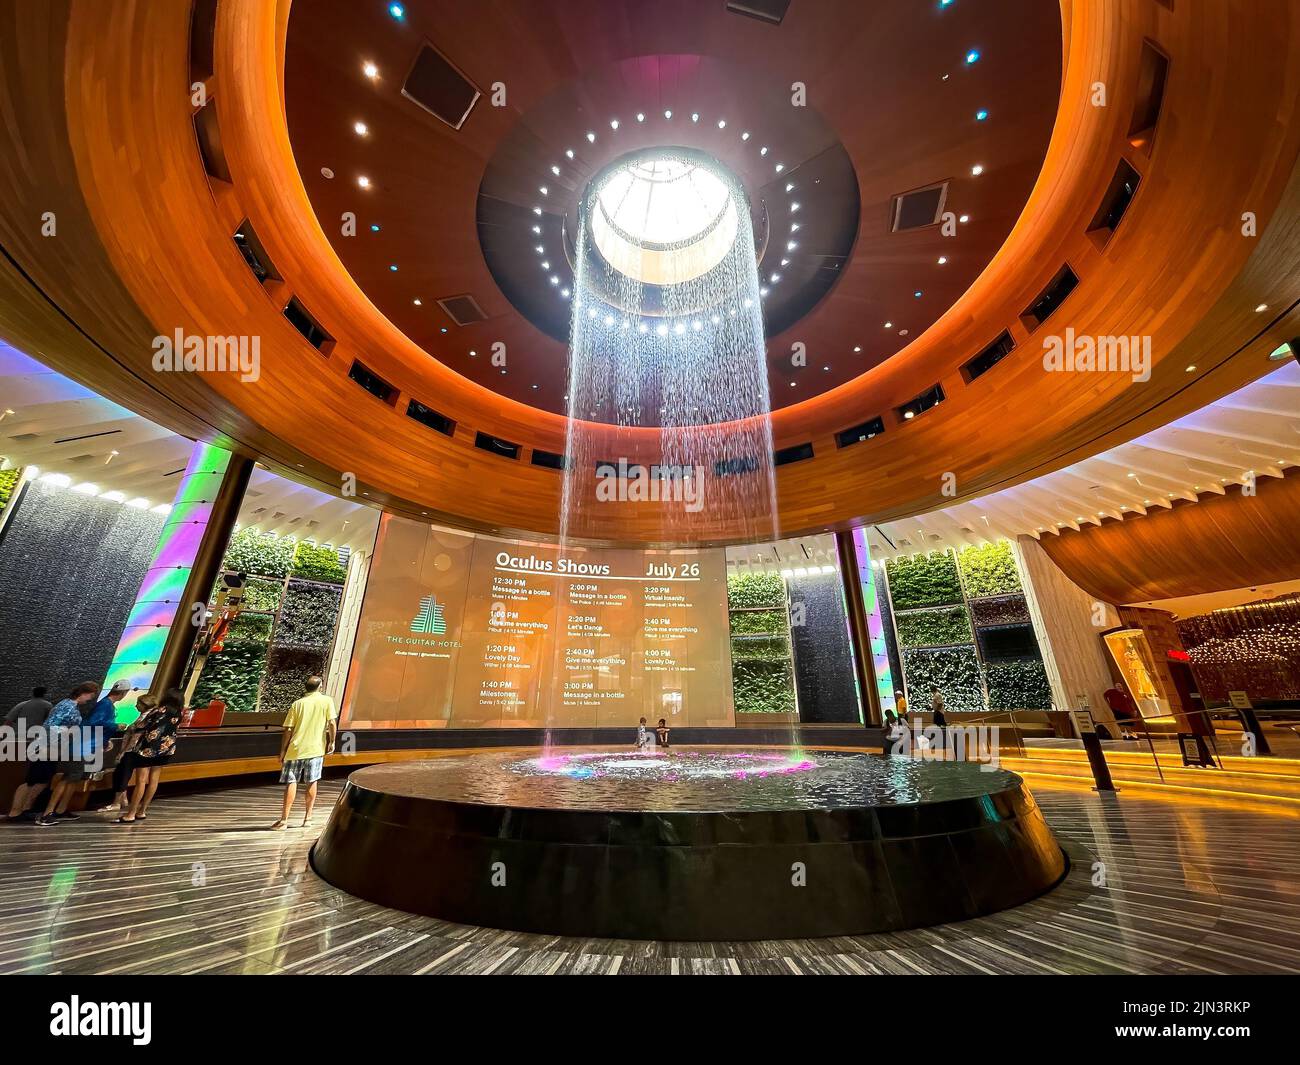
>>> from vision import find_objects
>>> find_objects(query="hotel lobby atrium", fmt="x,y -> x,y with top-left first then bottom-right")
1,0 -> 1300,1010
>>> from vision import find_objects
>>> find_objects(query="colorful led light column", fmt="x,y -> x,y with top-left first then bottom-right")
851,527 -> 897,719
102,443 -> 249,722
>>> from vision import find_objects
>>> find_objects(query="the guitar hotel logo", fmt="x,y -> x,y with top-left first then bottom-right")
411,593 -> 447,635
390,592 -> 459,658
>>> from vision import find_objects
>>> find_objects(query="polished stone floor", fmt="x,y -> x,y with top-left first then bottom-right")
1,774 -> 1298,974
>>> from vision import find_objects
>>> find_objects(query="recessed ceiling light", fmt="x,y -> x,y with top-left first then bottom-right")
565,148 -> 575,158
586,132 -> 596,142
533,206 -> 542,215
388,3 -> 405,19
975,109 -> 989,121
883,322 -> 892,329
357,175 -> 371,188
771,274 -> 781,283
1255,303 -> 1269,312
914,290 -> 923,298
1185,364 -> 1196,372
760,146 -> 768,155
965,49 -> 981,64
539,186 -> 548,195
370,223 -> 380,232
636,113 -> 645,122
691,112 -> 699,122
413,298 -> 422,306
741,131 -> 750,140
780,258 -> 789,267
971,164 -> 984,176
718,119 -> 727,129
610,119 -> 619,130
362,61 -> 379,79
787,241 -> 797,250
937,256 -> 947,265
775,163 -> 785,173
532,225 -> 541,234
388,264 -> 397,271
785,183 -> 795,193
853,345 -> 862,352
899,328 -> 909,336
353,121 -> 369,136
959,214 -> 970,223
904,410 -> 915,419
320,167 -> 334,179
664,110 -> 672,119
550,165 -> 560,176
540,261 -> 550,269
790,203 -> 800,212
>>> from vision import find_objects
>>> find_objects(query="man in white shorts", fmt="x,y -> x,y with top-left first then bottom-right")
272,676 -> 337,829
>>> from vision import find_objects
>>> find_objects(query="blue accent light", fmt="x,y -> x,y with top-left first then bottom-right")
975,109 -> 989,121
914,290 -> 923,298
965,49 -> 981,64
389,264 -> 398,272
388,4 -> 406,20
370,223 -> 381,232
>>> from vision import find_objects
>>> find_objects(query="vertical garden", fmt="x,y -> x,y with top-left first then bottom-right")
883,542 -> 1052,712
727,571 -> 797,717
190,527 -> 347,713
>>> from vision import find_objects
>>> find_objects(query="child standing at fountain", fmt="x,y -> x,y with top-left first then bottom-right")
636,717 -> 651,751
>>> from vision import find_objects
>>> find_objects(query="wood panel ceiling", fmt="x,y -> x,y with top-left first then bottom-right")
0,0 -> 1298,544
281,0 -> 1061,414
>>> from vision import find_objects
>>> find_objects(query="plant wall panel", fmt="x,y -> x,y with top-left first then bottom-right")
958,542 -> 1023,598
900,646 -> 985,711
885,551 -> 964,609
895,606 -> 972,648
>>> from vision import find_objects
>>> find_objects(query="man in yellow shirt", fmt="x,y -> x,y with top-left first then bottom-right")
273,676 -> 337,829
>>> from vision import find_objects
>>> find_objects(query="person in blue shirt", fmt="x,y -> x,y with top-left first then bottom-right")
36,680 -> 131,827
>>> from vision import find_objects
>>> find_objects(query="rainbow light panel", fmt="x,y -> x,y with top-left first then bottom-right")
102,442 -> 232,723
852,527 -> 896,716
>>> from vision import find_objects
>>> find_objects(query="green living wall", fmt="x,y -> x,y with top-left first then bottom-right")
190,527 -> 347,712
894,606 -> 972,648
727,572 -> 796,715
957,541 -> 1022,598
885,551 -> 964,609
900,646 -> 985,712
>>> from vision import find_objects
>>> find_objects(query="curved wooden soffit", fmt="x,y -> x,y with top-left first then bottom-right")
0,0 -> 1298,542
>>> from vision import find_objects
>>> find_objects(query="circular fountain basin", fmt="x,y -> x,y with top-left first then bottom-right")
311,748 -> 1067,941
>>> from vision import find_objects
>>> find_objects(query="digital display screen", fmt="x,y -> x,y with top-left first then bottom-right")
342,514 -> 735,728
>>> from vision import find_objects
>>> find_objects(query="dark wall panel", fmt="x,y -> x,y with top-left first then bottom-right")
0,481 -> 163,707
787,570 -> 861,723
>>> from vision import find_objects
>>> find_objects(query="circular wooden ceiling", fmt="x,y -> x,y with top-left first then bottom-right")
1,0 -> 1299,545
282,0 -> 1061,415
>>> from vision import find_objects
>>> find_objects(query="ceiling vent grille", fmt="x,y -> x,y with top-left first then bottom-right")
725,0 -> 791,25
890,182 -> 948,232
403,43 -> 481,130
437,293 -> 488,326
